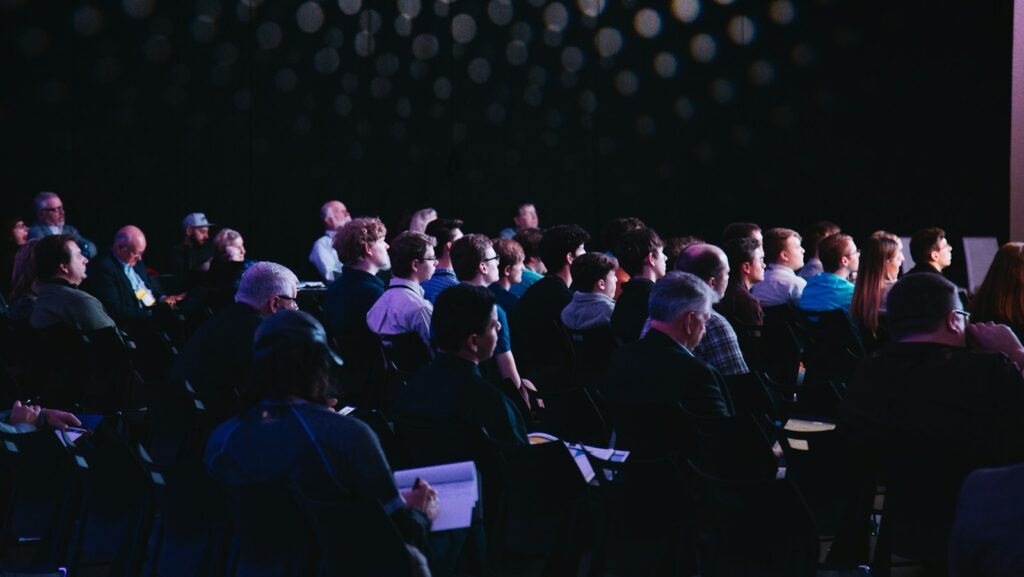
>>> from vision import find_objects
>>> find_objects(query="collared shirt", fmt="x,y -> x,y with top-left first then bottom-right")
799,272 -> 855,312
366,278 -> 433,350
509,267 -> 542,298
309,230 -> 343,282
694,310 -> 749,376
116,255 -> 155,307
751,264 -> 807,307
421,268 -> 459,304
798,258 -> 823,280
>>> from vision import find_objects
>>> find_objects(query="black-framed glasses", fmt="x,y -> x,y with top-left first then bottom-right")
952,309 -> 971,320
276,294 -> 299,308
40,206 -> 64,213
418,256 -> 439,262
482,255 -> 499,263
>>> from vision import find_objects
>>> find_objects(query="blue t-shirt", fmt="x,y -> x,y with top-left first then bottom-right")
799,272 -> 855,312
509,268 -> 542,298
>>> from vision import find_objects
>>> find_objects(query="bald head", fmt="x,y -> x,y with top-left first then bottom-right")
676,243 -> 730,298
113,225 -> 147,266
321,200 -> 351,232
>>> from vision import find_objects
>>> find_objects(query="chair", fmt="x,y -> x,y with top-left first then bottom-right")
225,481 -> 320,577
898,237 -> 914,274
722,372 -> 781,427
565,326 -> 618,391
349,407 -> 409,470
684,459 -> 820,577
792,308 -> 864,388
756,304 -> 803,385
534,387 -> 610,447
963,236 -> 1000,295
379,332 -> 433,375
515,319 -> 577,393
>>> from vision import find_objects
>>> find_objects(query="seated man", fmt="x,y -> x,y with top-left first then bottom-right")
394,284 -> 528,457
676,244 -> 750,376
840,273 -> 1024,567
561,252 -> 618,331
600,217 -> 646,299
721,222 -> 763,246
85,225 -> 185,330
309,200 -> 350,282
421,218 -> 464,304
169,261 -> 300,423
605,272 -> 734,452
26,191 -> 97,258
751,227 -> 806,307
168,212 -> 215,285
610,227 -> 667,343
799,233 -> 858,312
322,217 -> 389,362
488,238 -> 525,316
450,234 -> 535,408
498,201 -> 539,240
366,231 -> 437,353
717,237 -> 765,328
798,221 -> 840,279
205,310 -> 438,568
509,227 -> 545,298
907,226 -> 953,276
30,234 -> 116,332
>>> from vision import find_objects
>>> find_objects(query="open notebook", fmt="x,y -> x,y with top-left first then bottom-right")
394,461 -> 479,532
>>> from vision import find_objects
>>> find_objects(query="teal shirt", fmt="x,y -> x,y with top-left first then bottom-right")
799,272 -> 855,312
509,268 -> 542,298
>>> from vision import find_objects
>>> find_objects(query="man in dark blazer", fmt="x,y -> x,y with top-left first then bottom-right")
85,225 -> 184,330
26,191 -> 98,258
604,271 -> 734,455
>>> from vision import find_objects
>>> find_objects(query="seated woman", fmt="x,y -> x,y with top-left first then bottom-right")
1,218 -> 29,300
7,239 -> 39,321
969,242 -> 1024,340
203,228 -> 252,311
851,234 -> 902,350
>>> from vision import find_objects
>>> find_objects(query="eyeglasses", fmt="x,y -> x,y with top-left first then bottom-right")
418,256 -> 438,262
952,309 -> 971,321
482,255 -> 500,263
276,295 -> 299,308
844,250 -> 861,257
40,206 -> 64,213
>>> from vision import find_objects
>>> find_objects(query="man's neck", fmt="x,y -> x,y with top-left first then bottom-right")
825,268 -> 850,279
394,275 -> 419,286
926,261 -> 943,272
898,333 -> 964,348
648,321 -> 690,350
350,261 -> 379,276
632,267 -> 658,283
446,349 -> 479,365
437,256 -> 453,270
551,268 -> 571,287
50,275 -> 77,287
740,277 -> 754,291
463,276 -> 487,288
496,278 -> 512,290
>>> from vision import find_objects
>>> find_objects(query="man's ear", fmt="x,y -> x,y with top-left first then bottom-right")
946,310 -> 963,334
741,261 -> 753,276
502,264 -> 512,278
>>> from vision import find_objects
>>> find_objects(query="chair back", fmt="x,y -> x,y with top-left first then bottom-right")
963,236 -> 1000,294
535,387 -> 610,447
226,481 -> 319,577
565,326 -> 618,391
380,332 -> 433,375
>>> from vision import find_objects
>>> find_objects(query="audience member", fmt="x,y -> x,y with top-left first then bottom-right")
408,207 -> 437,234
969,242 -> 1024,340
799,233 -> 859,313
309,200 -> 351,282
30,234 -> 116,331
1,218 -> 29,299
799,220 -> 841,279
2,400 -> 81,433
421,218 -> 464,304
488,238 -> 524,315
907,226 -> 952,276
204,228 -> 250,311
323,218 -> 389,363
7,240 -> 39,320
86,225 -> 184,328
721,222 -> 763,245
604,272 -> 734,450
717,237 -> 765,328
451,234 -> 535,406
850,235 -> 901,341
498,202 -> 540,239
663,236 -> 703,272
509,227 -> 545,298
840,273 -> 1024,568
561,252 -> 618,331
610,227 -> 666,344
676,244 -> 749,376
366,231 -> 437,352
751,227 -> 806,307
600,217 -> 646,299
205,310 -> 438,564
950,463 -> 1024,577
168,212 -> 215,283
26,192 -> 97,258
169,262 -> 299,421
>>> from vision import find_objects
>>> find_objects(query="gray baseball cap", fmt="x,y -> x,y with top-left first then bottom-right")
182,212 -> 214,228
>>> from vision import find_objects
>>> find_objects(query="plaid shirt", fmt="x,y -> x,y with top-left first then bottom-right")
694,310 -> 749,376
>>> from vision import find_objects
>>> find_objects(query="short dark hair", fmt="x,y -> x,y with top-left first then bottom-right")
723,237 -> 761,273
910,227 -> 946,264
33,233 -> 76,280
513,228 -> 543,261
722,222 -> 761,244
802,221 -> 841,256
450,234 -> 492,281
887,273 -> 961,340
492,238 -> 524,277
432,284 -> 496,352
616,227 -> 664,276
389,231 -> 436,278
571,252 -> 618,292
425,218 -> 464,257
676,244 -> 727,281
539,224 -> 590,272
763,228 -> 801,265
818,233 -> 853,273
601,217 -> 646,253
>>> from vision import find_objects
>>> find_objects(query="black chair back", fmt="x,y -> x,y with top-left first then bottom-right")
565,326 -> 618,391
534,387 -> 610,447
380,332 -> 433,375
226,481 -> 319,577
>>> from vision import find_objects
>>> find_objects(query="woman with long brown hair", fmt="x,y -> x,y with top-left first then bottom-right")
970,242 -> 1024,340
851,234 -> 902,346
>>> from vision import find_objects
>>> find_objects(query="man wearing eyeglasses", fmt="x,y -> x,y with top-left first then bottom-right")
27,191 -> 98,258
798,233 -> 859,313
366,231 -> 438,354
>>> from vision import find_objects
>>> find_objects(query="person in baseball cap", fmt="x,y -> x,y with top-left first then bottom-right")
169,212 -> 216,287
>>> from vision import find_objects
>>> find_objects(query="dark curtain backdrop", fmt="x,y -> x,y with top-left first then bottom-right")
1,0 -> 1011,284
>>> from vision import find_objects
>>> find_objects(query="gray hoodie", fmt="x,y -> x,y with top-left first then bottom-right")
560,292 -> 616,331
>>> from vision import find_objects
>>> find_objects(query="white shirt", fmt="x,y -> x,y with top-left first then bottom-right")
366,278 -> 433,349
750,264 -> 807,307
309,230 -> 343,282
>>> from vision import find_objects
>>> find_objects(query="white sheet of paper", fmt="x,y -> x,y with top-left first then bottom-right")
394,461 -> 478,532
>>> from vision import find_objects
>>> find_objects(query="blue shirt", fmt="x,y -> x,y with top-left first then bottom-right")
799,272 -> 855,312
422,268 -> 459,304
489,284 -> 520,317
509,268 -> 542,298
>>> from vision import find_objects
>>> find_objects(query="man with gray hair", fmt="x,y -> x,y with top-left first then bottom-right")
309,200 -> 351,282
27,191 -> 98,258
604,271 -> 734,432
168,261 -> 300,423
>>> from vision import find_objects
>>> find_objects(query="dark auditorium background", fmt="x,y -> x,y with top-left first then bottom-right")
1,0 -> 1012,284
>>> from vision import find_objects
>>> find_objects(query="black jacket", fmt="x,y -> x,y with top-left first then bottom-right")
85,251 -> 164,326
